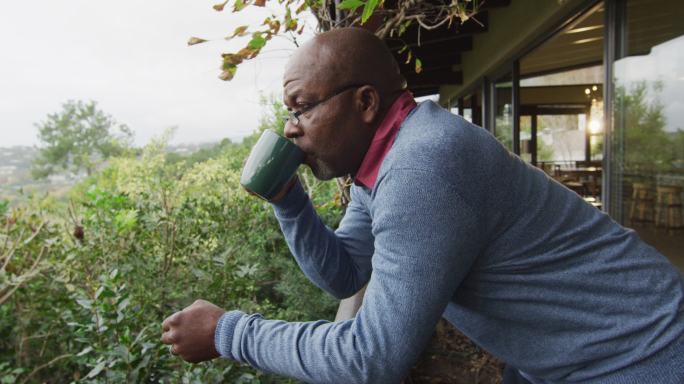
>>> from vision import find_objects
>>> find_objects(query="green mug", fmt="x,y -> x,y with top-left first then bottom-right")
240,129 -> 305,201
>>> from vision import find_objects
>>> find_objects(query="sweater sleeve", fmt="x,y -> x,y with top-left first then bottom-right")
271,179 -> 374,299
215,169 -> 484,383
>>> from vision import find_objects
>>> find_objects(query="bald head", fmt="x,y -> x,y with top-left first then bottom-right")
285,28 -> 406,97
281,28 -> 408,180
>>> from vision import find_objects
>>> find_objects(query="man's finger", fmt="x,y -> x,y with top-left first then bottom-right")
162,311 -> 182,330
160,330 -> 178,345
190,299 -> 206,307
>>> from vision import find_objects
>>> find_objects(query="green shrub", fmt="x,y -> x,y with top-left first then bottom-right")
0,100 -> 342,383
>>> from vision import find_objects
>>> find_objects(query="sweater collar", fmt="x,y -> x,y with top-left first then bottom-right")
353,91 -> 416,189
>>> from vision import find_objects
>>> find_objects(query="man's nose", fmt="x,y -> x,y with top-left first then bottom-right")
284,120 -> 302,139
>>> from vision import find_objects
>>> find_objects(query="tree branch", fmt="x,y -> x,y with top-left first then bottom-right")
19,353 -> 73,384
0,246 -> 47,306
2,221 -> 46,272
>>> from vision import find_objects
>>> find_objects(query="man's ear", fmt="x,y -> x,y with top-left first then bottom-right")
357,85 -> 381,124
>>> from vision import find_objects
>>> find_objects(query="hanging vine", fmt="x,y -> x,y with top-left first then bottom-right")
189,0 -> 482,81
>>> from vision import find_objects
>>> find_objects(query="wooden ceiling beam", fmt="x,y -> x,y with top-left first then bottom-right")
397,53 -> 461,72
411,86 -> 440,97
385,33 -> 473,50
468,0 -> 511,10
384,0 -> 509,11
394,48 -> 462,63
391,12 -> 488,44
459,12 -> 489,34
387,34 -> 473,52
405,69 -> 463,86
400,63 -> 459,77
378,0 -> 512,97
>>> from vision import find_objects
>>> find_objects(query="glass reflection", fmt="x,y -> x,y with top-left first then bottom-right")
614,0 -> 684,264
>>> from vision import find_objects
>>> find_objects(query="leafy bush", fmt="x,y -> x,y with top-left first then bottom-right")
0,100 -> 342,383
0,200 -> 8,217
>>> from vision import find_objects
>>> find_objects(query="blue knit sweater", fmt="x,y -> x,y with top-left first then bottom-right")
215,101 -> 684,383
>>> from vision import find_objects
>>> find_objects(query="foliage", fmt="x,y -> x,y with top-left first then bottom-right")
166,138 -> 234,166
496,105 -> 555,161
0,207 -> 55,307
537,140 -> 556,163
31,100 -> 134,179
616,80 -> 684,173
1,99 -> 341,382
190,0 -> 482,81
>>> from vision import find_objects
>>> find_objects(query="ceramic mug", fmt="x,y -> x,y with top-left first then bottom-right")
240,129 -> 305,201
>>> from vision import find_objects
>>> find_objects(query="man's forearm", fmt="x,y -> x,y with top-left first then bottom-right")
271,179 -> 370,299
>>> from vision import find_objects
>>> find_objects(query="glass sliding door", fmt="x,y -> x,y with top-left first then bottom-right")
520,116 -> 533,163
494,76 -> 513,151
516,2 -> 605,202
611,0 -> 684,265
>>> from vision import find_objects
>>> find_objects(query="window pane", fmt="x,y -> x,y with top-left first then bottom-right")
495,80 -> 513,150
612,0 -> 684,263
520,116 -> 532,163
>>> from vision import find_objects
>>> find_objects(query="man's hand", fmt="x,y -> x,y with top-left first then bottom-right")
161,299 -> 226,363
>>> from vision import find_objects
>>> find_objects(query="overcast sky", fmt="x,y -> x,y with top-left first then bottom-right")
615,35 -> 684,132
2,2 -> 682,150
0,0 -> 316,148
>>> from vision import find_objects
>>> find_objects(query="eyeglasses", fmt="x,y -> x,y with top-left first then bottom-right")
285,83 -> 365,126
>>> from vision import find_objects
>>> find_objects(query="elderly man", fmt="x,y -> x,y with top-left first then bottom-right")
162,28 -> 684,383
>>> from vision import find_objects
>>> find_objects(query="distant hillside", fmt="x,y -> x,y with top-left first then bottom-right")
0,146 -> 40,188
0,141 -> 224,201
